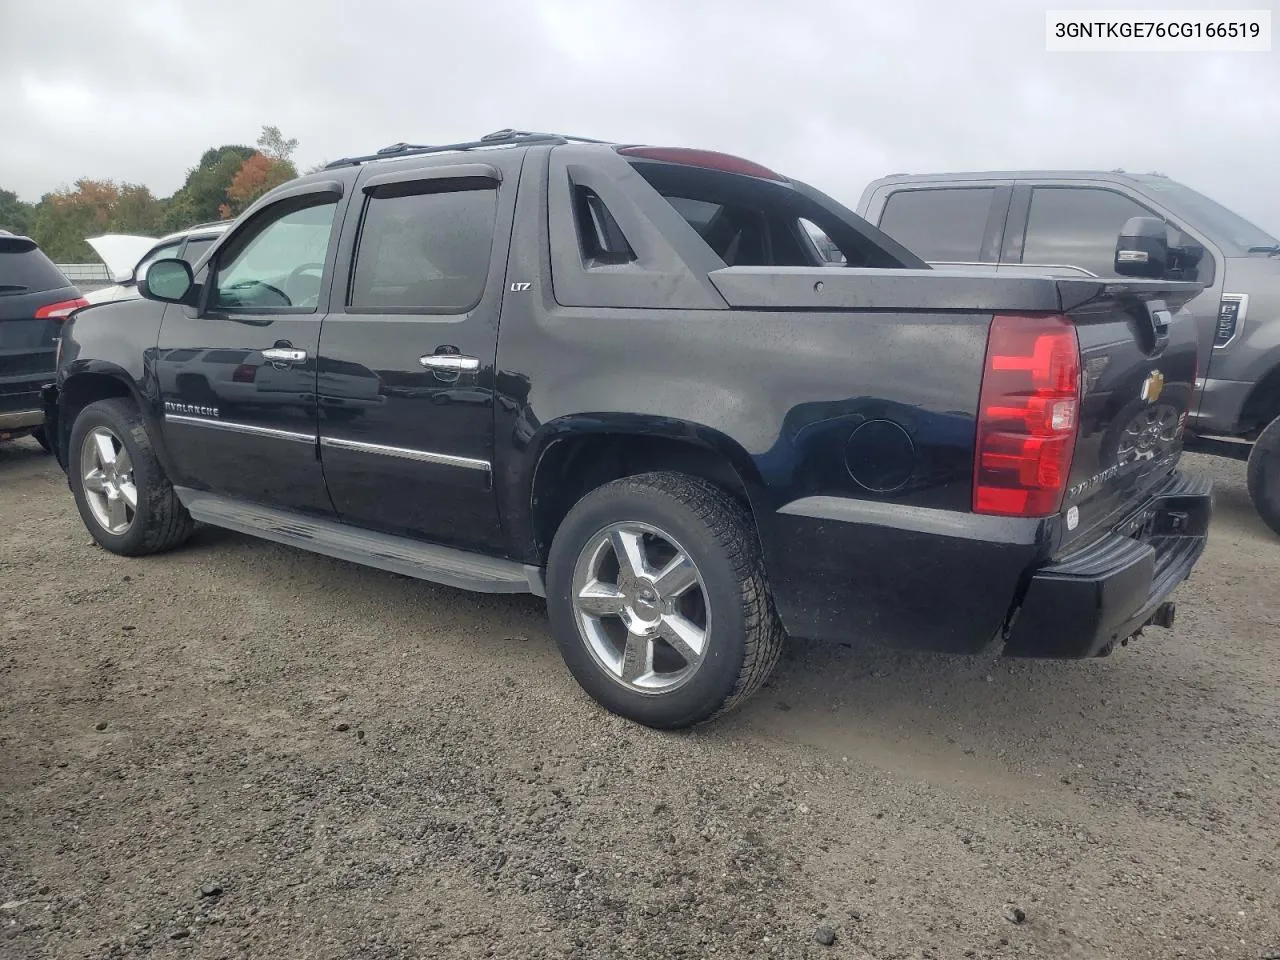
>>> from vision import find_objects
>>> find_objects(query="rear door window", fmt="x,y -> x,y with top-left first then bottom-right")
1021,187 -> 1153,277
877,187 -> 996,263
349,187 -> 497,312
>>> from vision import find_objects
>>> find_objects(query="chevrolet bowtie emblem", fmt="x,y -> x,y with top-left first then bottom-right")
1140,370 -> 1165,403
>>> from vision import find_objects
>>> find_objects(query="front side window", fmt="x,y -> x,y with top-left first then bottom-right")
1022,187 -> 1153,278
349,187 -> 496,312
878,187 -> 995,263
213,200 -> 337,310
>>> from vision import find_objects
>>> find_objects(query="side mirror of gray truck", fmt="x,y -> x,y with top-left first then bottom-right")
1114,217 -> 1169,279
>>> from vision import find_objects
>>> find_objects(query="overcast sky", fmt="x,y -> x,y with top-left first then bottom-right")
3,0 -> 1278,234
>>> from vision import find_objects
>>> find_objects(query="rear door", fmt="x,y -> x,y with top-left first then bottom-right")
315,155 -> 521,552
0,236 -> 82,431
865,181 -> 1013,267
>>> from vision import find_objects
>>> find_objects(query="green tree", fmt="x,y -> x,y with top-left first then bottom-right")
0,189 -> 33,235
163,144 -> 255,231
110,183 -> 165,235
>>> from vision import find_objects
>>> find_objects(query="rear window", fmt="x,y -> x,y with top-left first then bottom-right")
626,159 -> 903,269
0,239 -> 72,296
878,187 -> 996,263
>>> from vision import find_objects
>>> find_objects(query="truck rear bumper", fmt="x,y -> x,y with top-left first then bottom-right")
1002,470 -> 1213,658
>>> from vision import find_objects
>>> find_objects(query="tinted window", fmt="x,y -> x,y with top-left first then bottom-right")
1131,176 -> 1277,254
878,188 -> 995,263
350,188 -> 496,311
626,159 -> 903,269
214,200 -> 337,310
1022,187 -> 1152,277
181,237 -> 216,266
0,241 -> 71,295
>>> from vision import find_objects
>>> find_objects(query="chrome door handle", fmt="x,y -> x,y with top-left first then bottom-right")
262,348 -> 307,364
419,355 -> 479,372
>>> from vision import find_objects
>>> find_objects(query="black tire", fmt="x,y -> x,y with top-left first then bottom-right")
68,398 -> 194,556
30,426 -> 52,454
1247,415 -> 1280,537
546,472 -> 785,729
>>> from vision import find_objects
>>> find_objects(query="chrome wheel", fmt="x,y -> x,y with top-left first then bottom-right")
81,426 -> 137,535
1116,404 -> 1181,464
570,521 -> 710,694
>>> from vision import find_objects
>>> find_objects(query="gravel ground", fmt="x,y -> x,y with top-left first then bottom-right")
1,439 -> 1277,960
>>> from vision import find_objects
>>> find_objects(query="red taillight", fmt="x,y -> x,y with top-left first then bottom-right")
974,314 -> 1081,517
616,145 -> 786,182
35,297 -> 90,320
232,364 -> 257,383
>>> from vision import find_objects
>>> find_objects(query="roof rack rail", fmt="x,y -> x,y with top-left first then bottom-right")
323,128 -> 608,170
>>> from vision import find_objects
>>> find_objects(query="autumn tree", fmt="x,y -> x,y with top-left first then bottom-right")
218,148 -> 298,219
29,180 -> 121,261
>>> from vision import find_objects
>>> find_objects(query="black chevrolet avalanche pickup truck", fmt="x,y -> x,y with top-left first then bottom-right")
44,130 -> 1214,729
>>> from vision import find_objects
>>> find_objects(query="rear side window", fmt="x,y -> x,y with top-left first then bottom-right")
1022,187 -> 1155,278
350,187 -> 496,312
878,187 -> 995,263
0,240 -> 71,296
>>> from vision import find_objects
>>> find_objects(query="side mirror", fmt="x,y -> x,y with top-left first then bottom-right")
140,258 -> 196,305
1115,216 -> 1169,279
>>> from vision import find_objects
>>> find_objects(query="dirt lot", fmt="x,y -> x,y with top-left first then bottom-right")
1,438 -> 1277,960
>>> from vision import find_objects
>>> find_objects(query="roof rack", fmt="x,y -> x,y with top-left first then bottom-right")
323,128 -> 609,170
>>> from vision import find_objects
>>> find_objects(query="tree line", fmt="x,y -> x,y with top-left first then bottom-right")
0,126 -> 305,262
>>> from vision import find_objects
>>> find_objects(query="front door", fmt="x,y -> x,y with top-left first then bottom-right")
156,188 -> 346,515
316,157 -> 519,551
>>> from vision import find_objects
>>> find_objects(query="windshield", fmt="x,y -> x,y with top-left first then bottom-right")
1133,176 -> 1278,254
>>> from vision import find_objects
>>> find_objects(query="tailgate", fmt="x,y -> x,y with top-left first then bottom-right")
1056,278 -> 1204,553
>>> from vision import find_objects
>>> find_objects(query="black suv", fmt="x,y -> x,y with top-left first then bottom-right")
44,131 -> 1212,728
0,231 -> 86,449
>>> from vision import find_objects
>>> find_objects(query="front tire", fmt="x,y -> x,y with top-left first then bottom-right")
1247,415 -> 1280,537
546,472 -> 785,729
68,398 -> 194,556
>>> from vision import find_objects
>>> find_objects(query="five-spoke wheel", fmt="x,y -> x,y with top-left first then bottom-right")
547,472 -> 785,729
80,425 -> 138,535
571,521 -> 709,694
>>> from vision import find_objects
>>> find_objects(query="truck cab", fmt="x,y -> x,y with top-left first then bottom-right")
857,171 -> 1280,534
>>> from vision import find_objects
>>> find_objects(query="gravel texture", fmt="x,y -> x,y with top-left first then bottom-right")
1,437 -> 1277,959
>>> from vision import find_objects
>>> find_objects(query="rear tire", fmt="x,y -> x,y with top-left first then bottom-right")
546,472 -> 785,729
1247,415 -> 1280,537
68,398 -> 194,556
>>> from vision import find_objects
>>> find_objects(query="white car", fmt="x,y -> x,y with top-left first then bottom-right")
84,221 -> 231,305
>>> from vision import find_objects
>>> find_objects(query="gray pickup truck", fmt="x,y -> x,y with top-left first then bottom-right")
856,171 -> 1280,535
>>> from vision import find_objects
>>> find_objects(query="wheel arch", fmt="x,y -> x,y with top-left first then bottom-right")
510,414 -> 770,566
58,366 -> 172,474
1239,358 -> 1280,438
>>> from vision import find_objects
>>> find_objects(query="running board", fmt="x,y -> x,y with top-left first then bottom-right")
174,488 -> 545,596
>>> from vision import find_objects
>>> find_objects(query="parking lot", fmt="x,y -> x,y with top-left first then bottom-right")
1,437 -> 1276,960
